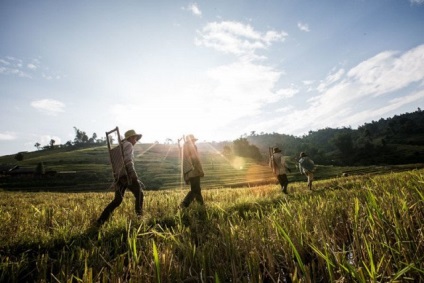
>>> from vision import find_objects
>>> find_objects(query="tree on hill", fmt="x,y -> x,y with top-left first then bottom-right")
232,138 -> 262,162
73,127 -> 100,145
73,127 -> 89,144
88,133 -> 97,144
49,139 -> 56,149
34,142 -> 41,150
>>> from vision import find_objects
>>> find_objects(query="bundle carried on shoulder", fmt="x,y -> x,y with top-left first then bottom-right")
299,152 -> 315,173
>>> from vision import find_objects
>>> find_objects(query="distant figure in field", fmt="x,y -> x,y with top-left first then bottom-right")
298,152 -> 315,190
269,147 -> 291,194
97,129 -> 145,225
180,134 -> 205,208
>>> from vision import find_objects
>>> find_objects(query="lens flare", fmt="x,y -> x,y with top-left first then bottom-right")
231,156 -> 245,170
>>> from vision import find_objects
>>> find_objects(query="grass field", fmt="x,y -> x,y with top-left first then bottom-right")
0,169 -> 423,282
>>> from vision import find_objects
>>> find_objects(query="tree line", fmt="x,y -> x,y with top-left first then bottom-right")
33,127 -> 107,151
242,108 -> 424,166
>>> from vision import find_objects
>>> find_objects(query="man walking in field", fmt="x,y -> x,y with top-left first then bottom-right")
298,152 -> 315,190
180,134 -> 205,208
270,147 -> 291,194
96,129 -> 145,225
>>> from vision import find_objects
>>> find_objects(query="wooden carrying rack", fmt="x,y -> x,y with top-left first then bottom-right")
106,127 -> 129,184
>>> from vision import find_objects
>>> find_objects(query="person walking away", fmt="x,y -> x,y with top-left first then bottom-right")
270,147 -> 291,194
180,134 -> 205,208
97,129 -> 145,225
298,152 -> 315,190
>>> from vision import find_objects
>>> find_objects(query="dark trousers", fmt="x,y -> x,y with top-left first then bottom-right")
97,178 -> 144,224
277,174 -> 289,192
181,176 -> 204,207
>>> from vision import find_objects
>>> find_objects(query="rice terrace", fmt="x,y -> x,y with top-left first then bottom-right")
0,133 -> 423,282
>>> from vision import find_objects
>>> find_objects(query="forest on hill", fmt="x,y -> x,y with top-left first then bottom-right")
238,108 -> 424,166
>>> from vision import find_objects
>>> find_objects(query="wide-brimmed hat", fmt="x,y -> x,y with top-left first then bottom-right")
123,129 -> 142,141
300,152 -> 307,157
273,147 -> 282,153
185,134 -> 198,142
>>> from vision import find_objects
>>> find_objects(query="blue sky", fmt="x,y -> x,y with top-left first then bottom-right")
1,0 -> 424,156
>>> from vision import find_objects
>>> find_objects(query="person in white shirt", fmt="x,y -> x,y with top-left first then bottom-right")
298,152 -> 315,191
97,129 -> 145,225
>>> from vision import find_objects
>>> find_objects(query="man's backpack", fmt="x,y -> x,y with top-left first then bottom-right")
299,157 -> 315,172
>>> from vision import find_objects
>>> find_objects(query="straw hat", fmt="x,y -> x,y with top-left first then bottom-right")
273,147 -> 282,153
123,129 -> 142,141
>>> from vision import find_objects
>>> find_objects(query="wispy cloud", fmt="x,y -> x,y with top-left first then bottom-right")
317,68 -> 345,92
0,57 -> 31,78
297,22 -> 310,32
31,99 -> 66,116
0,57 -> 61,79
347,45 -> 424,96
273,44 -> 424,135
276,86 -> 299,98
410,0 -> 424,5
27,63 -> 37,70
195,21 -> 288,61
186,3 -> 202,17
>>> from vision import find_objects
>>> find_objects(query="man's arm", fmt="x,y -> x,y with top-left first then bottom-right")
123,141 -> 138,179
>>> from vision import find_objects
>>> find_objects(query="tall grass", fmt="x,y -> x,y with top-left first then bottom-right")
0,169 -> 423,282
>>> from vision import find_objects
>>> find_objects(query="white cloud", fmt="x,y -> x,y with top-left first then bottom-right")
31,99 -> 66,116
317,68 -> 345,92
187,3 -> 202,16
0,56 -> 60,79
348,45 -> 424,96
0,59 -> 10,65
27,63 -> 37,70
302,80 -> 315,86
410,0 -> 424,5
0,132 -> 16,141
263,44 -> 424,136
0,57 -> 31,78
276,86 -> 299,98
297,22 -> 310,32
195,21 -> 287,61
206,61 -> 281,106
311,44 -> 424,117
108,60 -> 284,143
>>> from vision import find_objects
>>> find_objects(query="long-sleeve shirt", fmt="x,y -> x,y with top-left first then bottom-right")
121,140 -> 137,178
182,141 -> 204,181
270,152 -> 288,175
